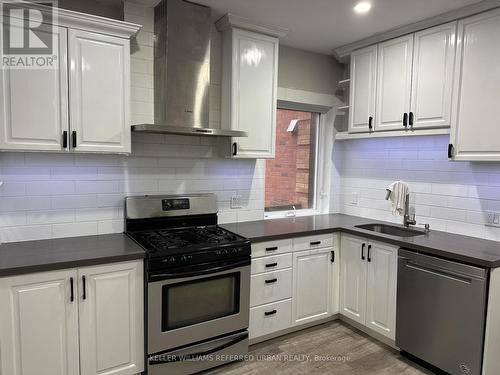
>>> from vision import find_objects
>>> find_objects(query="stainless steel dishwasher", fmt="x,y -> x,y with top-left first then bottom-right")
396,249 -> 488,375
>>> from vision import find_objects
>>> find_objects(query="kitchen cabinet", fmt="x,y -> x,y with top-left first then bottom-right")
0,268 -> 80,375
340,234 -> 397,340
0,6 -> 139,154
69,30 -> 131,154
375,35 -> 414,131
450,8 -> 500,161
217,17 -> 284,159
0,26 -> 69,151
410,22 -> 456,129
78,262 -> 144,375
348,45 -> 377,133
292,248 -> 335,325
0,260 -> 144,375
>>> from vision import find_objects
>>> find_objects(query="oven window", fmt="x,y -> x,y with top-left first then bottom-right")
162,273 -> 241,331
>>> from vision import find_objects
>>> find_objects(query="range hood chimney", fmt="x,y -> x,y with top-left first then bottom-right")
132,0 -> 246,137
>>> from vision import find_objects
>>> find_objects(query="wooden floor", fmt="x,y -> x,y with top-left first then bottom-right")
204,321 -> 433,375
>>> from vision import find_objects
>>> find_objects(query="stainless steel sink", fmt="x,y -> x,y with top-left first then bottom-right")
355,223 -> 426,237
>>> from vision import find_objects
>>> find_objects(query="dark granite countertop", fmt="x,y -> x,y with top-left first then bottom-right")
0,233 -> 146,277
221,214 -> 500,268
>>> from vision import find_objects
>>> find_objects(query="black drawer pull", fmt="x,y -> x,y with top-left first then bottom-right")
330,251 -> 335,263
403,113 -> 408,127
265,278 -> 277,284
361,243 -> 366,261
310,241 -> 321,246
72,131 -> 77,148
265,262 -> 278,268
368,116 -> 373,130
448,144 -> 454,159
62,131 -> 68,149
409,111 -> 414,127
232,142 -> 238,156
367,245 -> 372,262
264,310 -> 277,316
265,246 -> 278,252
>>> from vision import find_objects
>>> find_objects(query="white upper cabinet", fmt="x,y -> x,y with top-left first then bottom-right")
69,30 -> 131,153
450,8 -> 500,161
0,6 -> 139,154
410,22 -> 457,129
375,35 -> 414,131
0,269 -> 80,375
349,45 -> 377,133
0,26 -> 69,151
220,28 -> 279,158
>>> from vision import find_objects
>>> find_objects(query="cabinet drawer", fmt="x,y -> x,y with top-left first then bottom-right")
293,234 -> 334,251
251,253 -> 292,275
249,299 -> 292,339
250,268 -> 292,307
252,239 -> 293,258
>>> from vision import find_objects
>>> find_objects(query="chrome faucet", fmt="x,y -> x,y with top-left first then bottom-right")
404,194 -> 416,228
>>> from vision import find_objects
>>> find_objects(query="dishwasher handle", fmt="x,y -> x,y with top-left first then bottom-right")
403,261 -> 472,284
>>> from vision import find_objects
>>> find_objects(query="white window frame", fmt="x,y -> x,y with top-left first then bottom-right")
264,107 -> 327,219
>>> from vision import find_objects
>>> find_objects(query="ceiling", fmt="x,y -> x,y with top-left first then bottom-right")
193,0 -> 482,55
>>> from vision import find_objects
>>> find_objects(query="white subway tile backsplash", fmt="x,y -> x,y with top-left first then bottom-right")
52,222 -> 98,239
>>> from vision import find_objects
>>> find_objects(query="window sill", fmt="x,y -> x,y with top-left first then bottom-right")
264,209 -> 321,220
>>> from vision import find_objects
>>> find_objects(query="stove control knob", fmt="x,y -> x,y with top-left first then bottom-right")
180,255 -> 188,263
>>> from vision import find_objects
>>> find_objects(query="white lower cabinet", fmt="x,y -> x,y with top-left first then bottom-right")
292,248 -> 334,325
0,261 -> 144,375
249,235 -> 339,341
340,234 -> 398,340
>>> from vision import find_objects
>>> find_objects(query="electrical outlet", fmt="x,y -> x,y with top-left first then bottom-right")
351,192 -> 359,205
486,212 -> 500,227
230,195 -> 242,209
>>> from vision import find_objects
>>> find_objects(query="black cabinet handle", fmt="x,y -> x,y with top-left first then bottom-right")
232,142 -> 237,156
265,278 -> 277,284
409,112 -> 414,127
361,243 -> 366,261
70,277 -> 74,302
82,275 -> 86,300
72,131 -> 77,148
264,310 -> 277,316
310,241 -> 321,246
403,113 -> 408,127
265,246 -> 278,252
62,131 -> 68,149
265,262 -> 278,268
330,251 -> 335,263
448,144 -> 454,159
367,245 -> 372,262
368,116 -> 373,130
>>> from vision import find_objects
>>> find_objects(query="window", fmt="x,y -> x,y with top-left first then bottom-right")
265,108 -> 320,215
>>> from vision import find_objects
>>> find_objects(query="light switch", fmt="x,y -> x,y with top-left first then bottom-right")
494,214 -> 500,225
351,192 -> 359,205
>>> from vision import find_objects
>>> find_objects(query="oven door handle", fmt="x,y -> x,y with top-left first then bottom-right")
149,332 -> 248,365
149,258 -> 251,281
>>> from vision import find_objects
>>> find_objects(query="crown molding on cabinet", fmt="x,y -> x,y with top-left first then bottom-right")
6,0 -> 142,39
215,13 -> 289,38
333,0 -> 500,62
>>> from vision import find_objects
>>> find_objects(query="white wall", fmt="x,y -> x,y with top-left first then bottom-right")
334,134 -> 500,241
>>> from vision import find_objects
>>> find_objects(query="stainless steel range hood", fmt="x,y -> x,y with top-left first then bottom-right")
132,0 -> 246,138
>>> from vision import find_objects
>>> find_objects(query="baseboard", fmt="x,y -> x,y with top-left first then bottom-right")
249,314 -> 340,345
339,315 -> 398,350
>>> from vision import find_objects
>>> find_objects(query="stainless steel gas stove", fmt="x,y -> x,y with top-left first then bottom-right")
125,194 -> 250,375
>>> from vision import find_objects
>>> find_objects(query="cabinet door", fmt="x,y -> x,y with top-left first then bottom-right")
411,22 -> 457,129
0,26 -> 68,151
348,45 -> 377,133
228,29 -> 278,158
0,269 -> 79,375
365,241 -> 398,340
69,30 -> 131,153
450,9 -> 500,161
78,261 -> 144,375
292,248 -> 333,325
339,235 -> 367,325
375,35 -> 413,131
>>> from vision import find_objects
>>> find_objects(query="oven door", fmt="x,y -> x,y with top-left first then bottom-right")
148,258 -> 250,354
